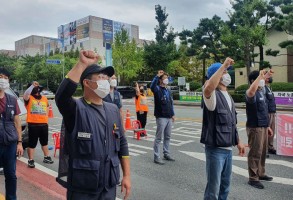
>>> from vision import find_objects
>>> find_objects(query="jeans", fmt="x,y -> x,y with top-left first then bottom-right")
204,146 -> 232,200
0,142 -> 17,200
154,118 -> 172,159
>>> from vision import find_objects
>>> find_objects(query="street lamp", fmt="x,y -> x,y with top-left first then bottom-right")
202,45 -> 207,86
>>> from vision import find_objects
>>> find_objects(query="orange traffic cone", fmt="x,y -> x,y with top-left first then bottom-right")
48,104 -> 54,118
125,110 -> 132,130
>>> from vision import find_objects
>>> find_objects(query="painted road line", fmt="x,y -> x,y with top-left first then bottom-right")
128,143 -> 153,150
129,152 -> 140,156
180,151 -> 293,186
129,149 -> 148,154
19,157 -> 58,177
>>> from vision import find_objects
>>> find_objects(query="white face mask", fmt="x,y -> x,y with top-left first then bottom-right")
258,79 -> 265,88
163,78 -> 169,85
109,79 -> 117,87
0,78 -> 10,90
92,80 -> 110,98
221,73 -> 231,87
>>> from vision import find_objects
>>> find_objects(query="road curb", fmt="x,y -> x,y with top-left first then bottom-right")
16,159 -> 66,200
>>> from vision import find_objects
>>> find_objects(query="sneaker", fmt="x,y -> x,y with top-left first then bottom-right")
268,149 -> 276,154
259,175 -> 273,181
163,155 -> 175,161
28,160 -> 35,168
43,156 -> 54,164
154,158 -> 165,165
248,180 -> 264,189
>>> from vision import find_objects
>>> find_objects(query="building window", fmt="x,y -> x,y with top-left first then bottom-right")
240,71 -> 243,75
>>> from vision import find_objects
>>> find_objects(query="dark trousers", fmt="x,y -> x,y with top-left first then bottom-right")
136,111 -> 147,128
0,142 -> 17,200
67,186 -> 116,200
268,113 -> 276,150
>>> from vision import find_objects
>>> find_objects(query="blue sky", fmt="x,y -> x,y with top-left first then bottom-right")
0,0 -> 232,50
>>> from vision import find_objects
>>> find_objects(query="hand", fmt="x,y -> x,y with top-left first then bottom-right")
32,81 -> 39,87
265,69 -> 274,79
268,127 -> 273,137
259,70 -> 266,79
79,50 -> 100,69
121,176 -> 131,200
237,143 -> 246,157
157,70 -> 164,77
223,57 -> 234,68
172,116 -> 175,122
16,143 -> 24,158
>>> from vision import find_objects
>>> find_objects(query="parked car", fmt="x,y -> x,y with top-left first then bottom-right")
116,86 -> 136,99
5,88 -> 28,149
41,90 -> 55,100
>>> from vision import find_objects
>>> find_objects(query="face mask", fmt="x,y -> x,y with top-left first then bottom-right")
163,79 -> 169,85
140,89 -> 144,93
0,78 -> 10,90
109,79 -> 117,87
31,87 -> 39,95
268,77 -> 273,84
258,79 -> 265,88
221,73 -> 231,87
92,80 -> 110,98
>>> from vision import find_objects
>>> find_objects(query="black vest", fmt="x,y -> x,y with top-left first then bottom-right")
66,99 -> 122,193
0,93 -> 18,145
153,87 -> 173,118
264,86 -> 276,113
246,90 -> 269,127
103,90 -> 122,109
200,90 -> 239,147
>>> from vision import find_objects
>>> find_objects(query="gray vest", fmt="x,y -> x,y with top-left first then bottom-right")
0,93 -> 18,145
67,99 -> 122,193
201,90 -> 239,147
103,90 -> 122,109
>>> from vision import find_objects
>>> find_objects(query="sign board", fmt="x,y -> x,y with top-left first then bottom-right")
46,59 -> 61,64
179,91 -> 202,102
276,114 -> 293,156
186,83 -> 190,91
273,92 -> 293,105
178,77 -> 186,86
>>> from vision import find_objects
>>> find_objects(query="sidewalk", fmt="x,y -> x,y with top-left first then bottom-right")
0,158 -> 66,200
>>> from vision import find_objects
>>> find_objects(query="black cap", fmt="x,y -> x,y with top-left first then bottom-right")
26,82 -> 44,92
0,67 -> 11,78
248,70 -> 259,84
80,64 -> 114,86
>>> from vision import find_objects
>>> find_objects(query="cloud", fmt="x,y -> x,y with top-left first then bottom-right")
0,0 -> 231,50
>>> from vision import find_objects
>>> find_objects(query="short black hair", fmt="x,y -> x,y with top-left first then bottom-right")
0,67 -> 11,78
159,72 -> 169,80
248,70 -> 259,84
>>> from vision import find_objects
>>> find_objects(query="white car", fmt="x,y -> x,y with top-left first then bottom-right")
41,90 -> 55,100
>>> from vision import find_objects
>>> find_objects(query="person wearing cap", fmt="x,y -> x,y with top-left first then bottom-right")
151,70 -> 175,165
103,74 -> 125,132
0,67 -> 23,200
23,81 -> 54,168
201,58 -> 245,200
246,70 -> 273,189
55,50 -> 131,200
263,70 -> 277,155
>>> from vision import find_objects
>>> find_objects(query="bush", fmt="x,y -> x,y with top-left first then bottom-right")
235,82 -> 293,94
74,87 -> 83,97
235,84 -> 249,94
230,93 -> 245,103
172,92 -> 180,100
189,82 -> 202,91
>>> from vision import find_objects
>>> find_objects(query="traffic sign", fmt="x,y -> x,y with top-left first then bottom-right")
178,77 -> 186,86
46,59 -> 61,64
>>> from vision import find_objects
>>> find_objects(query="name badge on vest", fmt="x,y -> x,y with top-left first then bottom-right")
77,132 -> 92,139
259,97 -> 264,101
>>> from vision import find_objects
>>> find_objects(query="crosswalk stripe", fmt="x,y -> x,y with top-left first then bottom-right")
128,143 -> 153,150
129,149 -> 147,154
129,152 -> 139,156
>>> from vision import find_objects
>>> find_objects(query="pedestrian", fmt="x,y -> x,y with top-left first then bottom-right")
103,74 -> 125,132
23,81 -> 54,168
55,50 -> 131,200
201,59 -> 246,200
151,70 -> 175,165
264,70 -> 277,155
135,82 -> 149,136
246,70 -> 274,189
0,67 -> 24,200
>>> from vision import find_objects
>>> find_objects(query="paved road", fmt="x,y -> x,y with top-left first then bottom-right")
10,99 -> 293,200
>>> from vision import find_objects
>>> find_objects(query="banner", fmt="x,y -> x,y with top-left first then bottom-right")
113,21 -> 132,38
276,114 -> 293,156
76,16 -> 89,43
103,19 -> 113,43
273,92 -> 293,105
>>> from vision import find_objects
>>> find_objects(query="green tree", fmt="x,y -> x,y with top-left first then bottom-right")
143,5 -> 178,77
112,29 -> 144,85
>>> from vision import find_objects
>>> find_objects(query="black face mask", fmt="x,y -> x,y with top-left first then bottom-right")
140,89 -> 144,93
31,87 -> 39,95
268,77 -> 273,84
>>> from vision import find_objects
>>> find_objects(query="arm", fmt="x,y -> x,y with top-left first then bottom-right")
246,70 -> 267,98
14,115 -> 23,157
150,76 -> 159,93
120,158 -> 131,200
204,57 -> 234,98
23,84 -> 34,101
135,82 -> 140,96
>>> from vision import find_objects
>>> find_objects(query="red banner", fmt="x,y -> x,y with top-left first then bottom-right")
276,114 -> 293,156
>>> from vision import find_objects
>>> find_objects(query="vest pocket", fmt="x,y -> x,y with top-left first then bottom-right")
217,109 -> 228,124
4,122 -> 18,143
215,125 -> 232,147
77,137 -> 92,155
113,131 -> 120,152
72,159 -> 100,190
109,157 -> 120,187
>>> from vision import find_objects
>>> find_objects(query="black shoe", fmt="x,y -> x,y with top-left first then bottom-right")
268,149 -> 276,154
154,158 -> 165,165
43,156 -> 54,164
164,155 -> 175,161
248,180 -> 264,189
28,160 -> 35,168
259,175 -> 273,181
